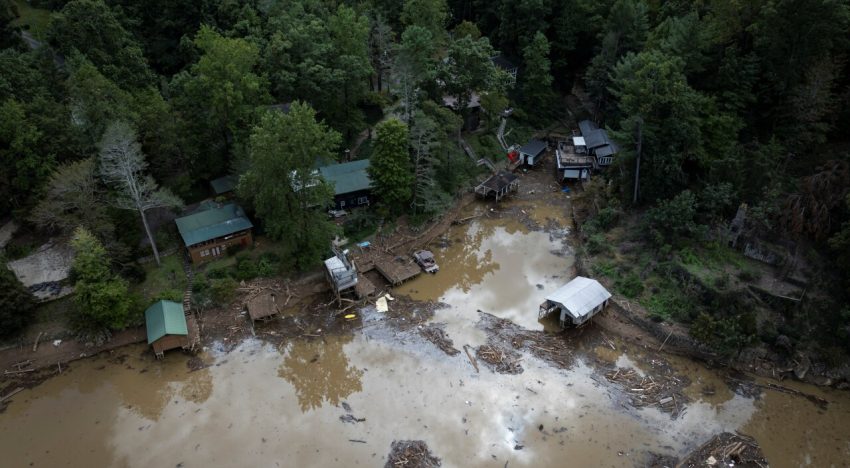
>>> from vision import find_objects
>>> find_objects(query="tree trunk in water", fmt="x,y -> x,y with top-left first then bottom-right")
632,118 -> 643,205
140,208 -> 161,266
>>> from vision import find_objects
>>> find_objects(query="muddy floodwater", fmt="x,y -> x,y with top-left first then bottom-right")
3,202 -> 850,467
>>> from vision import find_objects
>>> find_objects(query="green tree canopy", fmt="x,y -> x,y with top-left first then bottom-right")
520,31 -> 556,119
47,0 -> 153,89
70,227 -> 132,330
368,119 -> 412,214
171,25 -> 270,179
440,35 -> 508,112
401,0 -> 448,40
0,259 -> 35,339
239,102 -> 341,270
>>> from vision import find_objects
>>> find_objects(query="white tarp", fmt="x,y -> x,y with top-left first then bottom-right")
545,276 -> 611,320
572,136 -> 586,147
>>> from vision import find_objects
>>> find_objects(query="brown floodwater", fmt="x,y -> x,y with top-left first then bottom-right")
3,200 -> 850,467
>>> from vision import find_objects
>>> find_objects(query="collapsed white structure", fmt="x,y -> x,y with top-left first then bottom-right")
539,276 -> 612,328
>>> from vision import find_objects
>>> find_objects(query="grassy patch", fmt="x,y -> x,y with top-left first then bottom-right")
12,0 -> 52,39
466,133 -> 503,160
33,295 -> 72,324
640,280 -> 695,322
132,255 -> 186,303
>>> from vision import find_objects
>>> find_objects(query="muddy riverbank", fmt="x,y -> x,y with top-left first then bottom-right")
3,166 -> 850,466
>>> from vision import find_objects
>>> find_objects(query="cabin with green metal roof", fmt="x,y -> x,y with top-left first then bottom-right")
209,175 -> 238,196
175,203 -> 254,264
319,159 -> 373,211
145,300 -> 196,358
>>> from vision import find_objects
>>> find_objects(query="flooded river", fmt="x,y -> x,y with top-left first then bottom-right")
3,201 -> 850,467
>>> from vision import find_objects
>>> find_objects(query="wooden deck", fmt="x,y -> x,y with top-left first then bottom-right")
475,170 -> 520,201
354,273 -> 376,298
375,256 -> 421,286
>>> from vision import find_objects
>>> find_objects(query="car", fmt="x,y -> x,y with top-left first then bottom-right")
328,209 -> 348,218
413,250 -> 439,274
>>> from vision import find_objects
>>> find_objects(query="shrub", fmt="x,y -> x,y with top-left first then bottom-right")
0,259 -> 36,338
644,190 -> 704,246
616,273 -> 644,298
192,275 -> 209,293
206,267 -> 231,279
586,233 -> 608,254
235,257 -> 258,280
209,278 -> 237,304
155,288 -> 182,302
256,257 -> 276,277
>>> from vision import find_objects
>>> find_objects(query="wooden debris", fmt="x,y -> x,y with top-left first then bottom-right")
33,332 -> 44,352
463,345 -> 479,373
676,432 -> 768,468
385,440 -> 441,468
420,325 -> 460,356
0,387 -> 24,402
476,344 -> 523,374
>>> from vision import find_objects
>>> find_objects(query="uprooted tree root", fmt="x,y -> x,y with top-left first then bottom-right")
678,432 -> 769,468
385,440 -> 441,468
419,324 -> 459,356
476,344 -> 524,374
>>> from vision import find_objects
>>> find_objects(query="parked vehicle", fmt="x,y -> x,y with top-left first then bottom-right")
413,250 -> 439,273
328,209 -> 348,218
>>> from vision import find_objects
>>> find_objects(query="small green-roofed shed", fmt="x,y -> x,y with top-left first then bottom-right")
210,175 -> 238,195
319,159 -> 372,195
175,203 -> 253,247
145,300 -> 188,344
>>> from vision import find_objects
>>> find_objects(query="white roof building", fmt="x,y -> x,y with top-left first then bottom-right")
539,276 -> 612,327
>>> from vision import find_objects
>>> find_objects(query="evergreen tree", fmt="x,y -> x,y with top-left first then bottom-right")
520,31 -> 556,119
368,119 -> 412,214
401,0 -> 448,41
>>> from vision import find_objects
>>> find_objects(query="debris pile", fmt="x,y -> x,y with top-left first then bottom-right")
419,325 -> 460,356
476,344 -> 523,374
385,440 -> 441,468
476,311 -> 574,369
604,366 -> 688,415
678,432 -> 769,468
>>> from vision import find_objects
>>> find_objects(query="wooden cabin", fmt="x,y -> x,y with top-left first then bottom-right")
175,203 -> 254,264
145,300 -> 195,358
319,159 -> 373,211
539,277 -> 612,328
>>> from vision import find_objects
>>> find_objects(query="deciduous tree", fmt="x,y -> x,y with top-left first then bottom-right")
239,102 -> 341,270
31,158 -> 113,241
98,122 -> 182,266
70,227 -> 132,331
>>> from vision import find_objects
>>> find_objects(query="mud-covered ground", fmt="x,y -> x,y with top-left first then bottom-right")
4,162 -> 850,466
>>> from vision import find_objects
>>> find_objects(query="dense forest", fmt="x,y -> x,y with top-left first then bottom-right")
1,0 -> 849,364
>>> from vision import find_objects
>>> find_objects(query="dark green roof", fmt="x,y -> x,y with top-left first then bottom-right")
210,175 -> 238,195
145,300 -> 187,344
175,203 -> 253,246
319,159 -> 372,195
